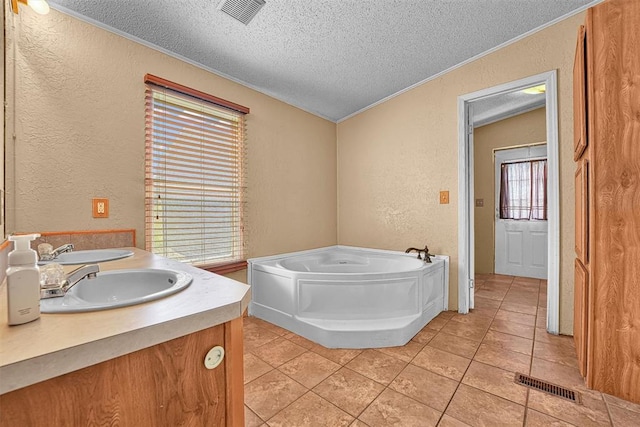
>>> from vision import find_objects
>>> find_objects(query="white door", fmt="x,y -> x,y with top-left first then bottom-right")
494,146 -> 548,279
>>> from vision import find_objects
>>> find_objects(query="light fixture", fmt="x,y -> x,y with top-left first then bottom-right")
11,0 -> 50,15
522,84 -> 546,95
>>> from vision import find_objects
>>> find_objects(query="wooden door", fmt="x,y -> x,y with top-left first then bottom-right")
575,159 -> 588,265
573,25 -> 588,160
574,258 -> 589,377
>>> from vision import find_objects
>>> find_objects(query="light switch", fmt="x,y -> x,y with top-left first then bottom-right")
439,191 -> 449,204
92,198 -> 109,218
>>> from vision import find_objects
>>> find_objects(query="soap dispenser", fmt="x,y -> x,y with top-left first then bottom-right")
6,234 -> 41,325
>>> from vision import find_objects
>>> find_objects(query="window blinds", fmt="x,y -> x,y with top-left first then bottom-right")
144,75 -> 248,267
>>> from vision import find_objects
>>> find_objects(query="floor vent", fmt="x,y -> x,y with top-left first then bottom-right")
514,373 -> 582,404
218,0 -> 266,25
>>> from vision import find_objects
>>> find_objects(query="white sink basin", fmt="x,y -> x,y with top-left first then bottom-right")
38,249 -> 134,265
40,269 -> 193,313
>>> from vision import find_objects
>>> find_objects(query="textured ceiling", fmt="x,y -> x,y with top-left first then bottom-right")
473,90 -> 546,127
49,0 -> 597,122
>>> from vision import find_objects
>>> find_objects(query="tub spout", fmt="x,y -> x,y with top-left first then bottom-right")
406,246 -> 433,263
405,247 -> 423,260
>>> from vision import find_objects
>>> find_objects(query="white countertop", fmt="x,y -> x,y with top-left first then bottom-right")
0,248 -> 250,394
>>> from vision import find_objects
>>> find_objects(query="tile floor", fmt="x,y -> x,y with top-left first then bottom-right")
243,274 -> 640,426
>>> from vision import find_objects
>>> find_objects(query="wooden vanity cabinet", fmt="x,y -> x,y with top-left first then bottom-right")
573,0 -> 640,404
0,317 -> 244,426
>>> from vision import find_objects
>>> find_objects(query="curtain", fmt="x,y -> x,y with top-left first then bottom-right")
499,159 -> 547,220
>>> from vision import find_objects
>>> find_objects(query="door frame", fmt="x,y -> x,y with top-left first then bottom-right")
457,70 -> 560,334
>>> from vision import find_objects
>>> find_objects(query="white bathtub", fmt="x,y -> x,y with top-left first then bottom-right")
248,245 -> 449,348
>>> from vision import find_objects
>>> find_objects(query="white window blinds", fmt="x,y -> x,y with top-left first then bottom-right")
144,75 -> 248,268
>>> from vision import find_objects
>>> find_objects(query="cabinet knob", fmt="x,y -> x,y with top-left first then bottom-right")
204,346 -> 225,369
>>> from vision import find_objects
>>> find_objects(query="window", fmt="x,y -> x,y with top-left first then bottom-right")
499,159 -> 547,220
144,75 -> 249,272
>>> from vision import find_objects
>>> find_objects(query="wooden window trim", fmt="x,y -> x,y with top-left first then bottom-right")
144,74 -> 249,114
203,260 -> 247,275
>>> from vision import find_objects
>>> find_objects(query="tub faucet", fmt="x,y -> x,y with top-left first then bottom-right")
40,243 -> 74,261
405,247 -> 423,260
405,246 -> 434,263
40,264 -> 99,299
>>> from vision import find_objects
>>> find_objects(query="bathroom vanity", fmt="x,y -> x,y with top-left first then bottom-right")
0,248 -> 250,426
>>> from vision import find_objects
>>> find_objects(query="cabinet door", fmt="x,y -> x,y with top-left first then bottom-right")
575,159 -> 588,264
573,25 -> 588,160
574,258 -> 589,377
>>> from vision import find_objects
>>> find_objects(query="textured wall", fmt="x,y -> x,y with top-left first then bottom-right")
4,8 -> 337,260
337,13 -> 582,334
473,108 -> 547,274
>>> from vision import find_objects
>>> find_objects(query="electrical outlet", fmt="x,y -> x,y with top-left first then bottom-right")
439,191 -> 449,204
92,198 -> 109,218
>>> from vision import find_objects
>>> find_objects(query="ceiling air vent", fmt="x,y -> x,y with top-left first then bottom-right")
218,0 -> 266,25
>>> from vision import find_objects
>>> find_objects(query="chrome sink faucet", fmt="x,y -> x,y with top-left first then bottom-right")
39,243 -> 74,261
40,264 -> 100,299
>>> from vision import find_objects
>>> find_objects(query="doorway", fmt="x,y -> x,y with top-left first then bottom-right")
494,145 -> 548,279
457,70 -> 560,334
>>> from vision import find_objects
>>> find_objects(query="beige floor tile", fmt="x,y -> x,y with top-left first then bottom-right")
412,327 -> 438,344
359,388 -> 442,427
412,346 -> 471,381
245,405 -> 264,427
483,330 -> 533,356
474,296 -> 502,309
534,329 -> 575,349
461,361 -> 528,405
527,389 -> 611,427
350,420 -> 371,427
533,340 -> 579,369
470,306 -> 500,318
490,318 -> 535,340
250,337 -> 307,367
243,326 -> 280,352
437,310 -> 457,320
439,319 -> 488,342
313,367 -> 385,417
345,349 -> 407,385
428,331 -> 480,359
244,352 -> 273,384
426,316 -> 450,331
377,340 -> 425,362
446,383 -> 525,426
603,393 -> 640,414
488,274 -> 515,283
278,351 -> 341,388
482,280 -> 512,291
608,402 -> 640,426
502,294 -> 539,307
474,287 -> 509,301
525,409 -> 576,426
266,392 -> 354,427
450,312 -> 494,328
284,332 -> 316,349
389,363 -> 458,411
494,309 -> 536,327
309,344 -> 362,365
437,414 -> 472,426
244,369 -> 307,420
536,310 -> 548,327
500,300 -> 538,316
473,343 -> 531,373
245,317 -> 290,336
